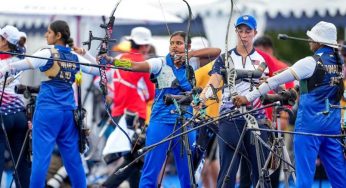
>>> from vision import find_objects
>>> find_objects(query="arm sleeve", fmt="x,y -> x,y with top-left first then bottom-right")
76,53 -> 101,76
245,56 -> 316,102
290,56 -> 316,80
8,49 -> 51,72
245,68 -> 296,102
147,58 -> 163,74
82,51 -> 98,64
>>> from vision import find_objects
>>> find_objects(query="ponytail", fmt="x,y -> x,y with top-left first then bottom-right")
334,48 -> 344,101
66,38 -> 74,48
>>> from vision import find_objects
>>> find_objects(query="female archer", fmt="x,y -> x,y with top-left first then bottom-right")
0,20 -> 100,188
101,30 -> 221,187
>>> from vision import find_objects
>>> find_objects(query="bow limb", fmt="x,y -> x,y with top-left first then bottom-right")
225,0 -> 234,62
224,0 -> 237,100
182,0 -> 195,87
97,0 -> 122,97
242,109 -> 261,135
99,0 -> 133,144
105,0 -> 122,40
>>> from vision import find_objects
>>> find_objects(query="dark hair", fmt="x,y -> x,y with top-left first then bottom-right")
333,48 -> 344,101
18,37 -> 26,47
49,20 -> 74,47
8,43 -> 18,52
170,31 -> 191,45
254,35 -> 273,49
130,39 -> 140,50
0,36 -> 17,52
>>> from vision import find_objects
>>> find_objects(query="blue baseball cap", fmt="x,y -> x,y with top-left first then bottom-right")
235,15 -> 257,30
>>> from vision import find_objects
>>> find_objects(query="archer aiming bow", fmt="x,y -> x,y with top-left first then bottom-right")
220,1 -> 267,187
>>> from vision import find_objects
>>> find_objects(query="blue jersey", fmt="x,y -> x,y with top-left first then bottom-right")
296,47 -> 342,134
150,54 -> 193,124
36,45 -> 80,110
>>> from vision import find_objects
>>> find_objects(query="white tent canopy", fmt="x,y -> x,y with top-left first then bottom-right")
0,0 -> 188,51
171,0 -> 346,18
158,0 -> 346,50
0,0 -> 183,24
243,0 -> 346,18
0,0 -> 186,130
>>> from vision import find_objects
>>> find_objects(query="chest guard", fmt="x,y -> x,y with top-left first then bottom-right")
152,60 -> 179,89
40,48 -> 79,84
300,53 -> 344,101
299,55 -> 326,93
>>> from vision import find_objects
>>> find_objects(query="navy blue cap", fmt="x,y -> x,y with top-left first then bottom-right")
235,15 -> 257,30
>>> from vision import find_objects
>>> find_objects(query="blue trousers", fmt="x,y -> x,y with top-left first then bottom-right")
139,121 -> 196,188
217,118 -> 269,188
294,134 -> 346,188
30,109 -> 86,188
0,112 -> 31,187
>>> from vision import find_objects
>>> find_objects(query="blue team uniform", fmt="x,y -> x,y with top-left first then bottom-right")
139,54 -> 196,187
294,47 -> 346,188
30,45 -> 86,188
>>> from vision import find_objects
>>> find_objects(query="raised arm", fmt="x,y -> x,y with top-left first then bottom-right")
100,54 -> 151,73
75,53 -> 101,76
234,56 -> 316,106
0,49 -> 51,77
189,47 -> 221,67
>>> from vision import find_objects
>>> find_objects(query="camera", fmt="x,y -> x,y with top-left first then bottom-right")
46,166 -> 68,188
261,88 -> 298,106
15,84 -> 40,99
15,84 -> 40,95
